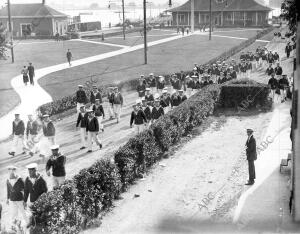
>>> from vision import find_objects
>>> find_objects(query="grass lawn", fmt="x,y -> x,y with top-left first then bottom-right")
212,29 -> 262,39
0,40 -> 119,117
39,34 -> 247,100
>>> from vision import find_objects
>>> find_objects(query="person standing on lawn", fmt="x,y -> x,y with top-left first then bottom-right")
24,163 -> 48,205
245,128 -> 257,185
93,99 -> 105,132
130,100 -> 147,134
76,85 -> 87,113
46,145 -> 66,189
66,49 -> 72,66
21,66 -> 29,86
76,105 -> 88,150
27,63 -> 35,86
90,85 -> 102,104
25,114 -> 40,157
40,114 -> 55,157
9,114 -> 26,157
86,109 -> 102,152
113,87 -> 123,123
6,165 -> 28,227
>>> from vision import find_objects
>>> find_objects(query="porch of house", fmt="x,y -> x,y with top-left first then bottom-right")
172,11 -> 269,28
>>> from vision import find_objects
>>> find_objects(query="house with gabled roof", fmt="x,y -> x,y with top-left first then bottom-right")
168,0 -> 272,28
0,0 -> 68,37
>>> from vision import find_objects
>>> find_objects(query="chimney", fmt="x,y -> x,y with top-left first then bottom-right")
42,0 -> 45,4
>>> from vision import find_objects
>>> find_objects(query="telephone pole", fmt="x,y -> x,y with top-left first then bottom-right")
209,0 -> 212,40
7,0 -> 14,63
143,0 -> 147,64
122,0 -> 125,40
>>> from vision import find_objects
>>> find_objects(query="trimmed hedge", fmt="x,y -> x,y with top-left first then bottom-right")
37,27 -> 273,117
219,78 -> 272,111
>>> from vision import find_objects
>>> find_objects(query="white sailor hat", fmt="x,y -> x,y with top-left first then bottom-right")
145,88 -> 151,91
191,75 -> 198,78
246,128 -> 254,132
26,163 -> 38,169
78,85 -> 83,87
87,109 -> 94,113
43,114 -> 49,118
193,67 -> 197,71
141,97 -> 146,101
7,165 -> 18,170
162,89 -> 168,94
154,93 -> 160,99
79,104 -> 85,109
50,145 -> 60,150
159,75 -> 164,78
136,99 -> 142,104
95,99 -> 100,101
149,73 -> 154,76
140,75 -> 144,77
178,89 -> 184,92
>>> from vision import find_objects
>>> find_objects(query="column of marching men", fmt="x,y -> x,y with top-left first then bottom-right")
5,41 -> 294,230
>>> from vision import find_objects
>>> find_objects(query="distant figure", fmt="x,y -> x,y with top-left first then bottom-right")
177,27 -> 179,34
21,66 -> 29,86
76,105 -> 88,150
55,32 -> 60,42
245,129 -> 257,185
113,87 -> 123,123
181,27 -> 184,36
66,49 -> 72,66
186,27 -> 189,35
27,62 -> 35,86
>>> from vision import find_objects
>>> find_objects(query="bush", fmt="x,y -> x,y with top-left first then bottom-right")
219,78 -> 271,110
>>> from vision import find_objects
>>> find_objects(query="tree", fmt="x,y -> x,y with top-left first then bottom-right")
0,22 -> 9,59
280,0 -> 299,34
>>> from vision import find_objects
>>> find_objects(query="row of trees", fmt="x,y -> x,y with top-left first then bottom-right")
280,0 -> 299,34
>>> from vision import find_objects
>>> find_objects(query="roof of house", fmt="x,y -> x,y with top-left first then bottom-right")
169,0 -> 272,12
0,3 -> 67,18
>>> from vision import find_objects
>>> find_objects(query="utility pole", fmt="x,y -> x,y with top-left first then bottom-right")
209,0 -> 212,40
7,0 -> 14,63
191,0 -> 194,33
122,0 -> 125,40
143,0 -> 147,64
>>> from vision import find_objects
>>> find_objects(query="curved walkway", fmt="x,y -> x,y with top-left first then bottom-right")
0,32 -> 195,140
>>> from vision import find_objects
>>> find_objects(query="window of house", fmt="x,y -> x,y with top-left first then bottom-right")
178,14 -> 185,23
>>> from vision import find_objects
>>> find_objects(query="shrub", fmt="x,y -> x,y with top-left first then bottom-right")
73,159 -> 122,221
219,78 -> 271,110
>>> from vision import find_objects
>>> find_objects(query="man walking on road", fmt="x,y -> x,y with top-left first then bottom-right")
245,128 -> 257,185
9,114 -> 26,157
6,165 -> 28,227
66,49 -> 72,66
27,63 -> 35,86
86,110 -> 102,153
113,87 -> 123,123
40,115 -> 55,157
76,85 -> 87,113
76,105 -> 88,150
46,145 -> 66,189
25,114 -> 40,157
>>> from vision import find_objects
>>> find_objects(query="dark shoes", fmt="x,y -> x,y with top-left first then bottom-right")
99,144 -> 103,149
80,146 -> 86,150
87,150 -> 92,153
29,152 -> 34,157
245,180 -> 255,185
8,152 -> 15,157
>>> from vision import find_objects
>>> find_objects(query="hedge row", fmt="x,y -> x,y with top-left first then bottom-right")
219,78 -> 272,111
30,84 -> 220,234
37,27 -> 273,117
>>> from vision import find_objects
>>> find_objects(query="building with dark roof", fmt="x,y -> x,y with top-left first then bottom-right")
0,1 -> 68,37
168,0 -> 272,28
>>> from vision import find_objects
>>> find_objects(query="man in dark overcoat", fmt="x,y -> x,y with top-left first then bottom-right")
245,128 -> 257,185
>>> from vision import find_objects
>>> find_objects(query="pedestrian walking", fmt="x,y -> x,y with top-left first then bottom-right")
90,85 -> 102,104
246,59 -> 252,78
245,129 -> 257,185
21,66 -> 29,86
76,85 -> 87,113
278,74 -> 289,103
6,165 -> 28,228
268,73 -> 278,101
265,63 -> 274,77
130,100 -> 147,134
171,90 -> 181,109
285,42 -> 292,58
160,89 -> 171,113
40,114 -> 55,157
107,87 -> 115,119
24,163 -> 48,205
76,105 -> 88,150
113,87 -> 123,123
181,26 -> 184,36
178,89 -> 187,103
142,99 -> 152,127
144,88 -> 154,103
148,73 -> 157,94
46,145 -> 66,189
9,114 -> 26,157
137,78 -> 146,98
93,99 -> 105,132
27,63 -> 35,86
86,110 -> 102,153
25,114 -> 40,156
151,97 -> 164,123
157,76 -> 165,95
66,49 -> 72,66
274,62 -> 283,80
